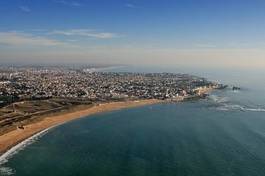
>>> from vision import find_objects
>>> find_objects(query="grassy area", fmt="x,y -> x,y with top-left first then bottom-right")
0,98 -> 92,135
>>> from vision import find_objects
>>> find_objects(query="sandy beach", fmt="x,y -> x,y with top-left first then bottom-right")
0,99 -> 161,155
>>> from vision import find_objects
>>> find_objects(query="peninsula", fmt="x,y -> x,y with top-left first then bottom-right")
0,65 -> 223,154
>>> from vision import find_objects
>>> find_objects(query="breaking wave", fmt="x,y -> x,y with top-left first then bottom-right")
0,126 -> 56,175
215,104 -> 265,112
208,94 -> 265,112
208,95 -> 230,103
0,166 -> 14,176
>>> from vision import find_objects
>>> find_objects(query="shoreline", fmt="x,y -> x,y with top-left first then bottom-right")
0,99 -> 161,155
0,86 -> 214,157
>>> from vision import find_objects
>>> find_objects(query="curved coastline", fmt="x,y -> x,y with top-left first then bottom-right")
0,125 -> 55,166
0,86 -> 215,157
0,99 -> 161,157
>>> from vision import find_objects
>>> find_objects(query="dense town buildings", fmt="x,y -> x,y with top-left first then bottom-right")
0,66 -> 217,107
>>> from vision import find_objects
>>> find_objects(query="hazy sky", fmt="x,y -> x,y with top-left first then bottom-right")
1,0 -> 265,68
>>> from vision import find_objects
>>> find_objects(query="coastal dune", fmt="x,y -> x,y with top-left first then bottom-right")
0,99 -> 160,155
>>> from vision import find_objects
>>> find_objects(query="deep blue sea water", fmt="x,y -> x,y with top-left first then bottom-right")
1,67 -> 265,176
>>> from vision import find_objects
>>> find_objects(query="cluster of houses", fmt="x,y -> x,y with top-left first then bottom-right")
0,67 -> 215,105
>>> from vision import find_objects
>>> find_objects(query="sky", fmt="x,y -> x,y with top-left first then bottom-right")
1,0 -> 265,68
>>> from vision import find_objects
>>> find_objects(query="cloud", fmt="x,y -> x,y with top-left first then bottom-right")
125,3 -> 137,8
54,0 -> 81,7
50,29 -> 118,39
19,6 -> 31,13
0,32 -> 65,46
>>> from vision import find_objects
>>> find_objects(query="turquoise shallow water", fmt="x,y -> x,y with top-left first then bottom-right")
1,68 -> 265,176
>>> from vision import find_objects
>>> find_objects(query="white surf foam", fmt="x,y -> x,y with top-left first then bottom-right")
0,125 -> 56,166
208,95 -> 229,103
209,93 -> 265,113
216,103 -> 265,112
244,108 -> 265,112
0,166 -> 14,175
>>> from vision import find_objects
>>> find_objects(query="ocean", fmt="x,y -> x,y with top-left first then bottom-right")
1,67 -> 265,176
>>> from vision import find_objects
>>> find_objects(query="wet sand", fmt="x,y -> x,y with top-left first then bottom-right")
0,99 -> 161,154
